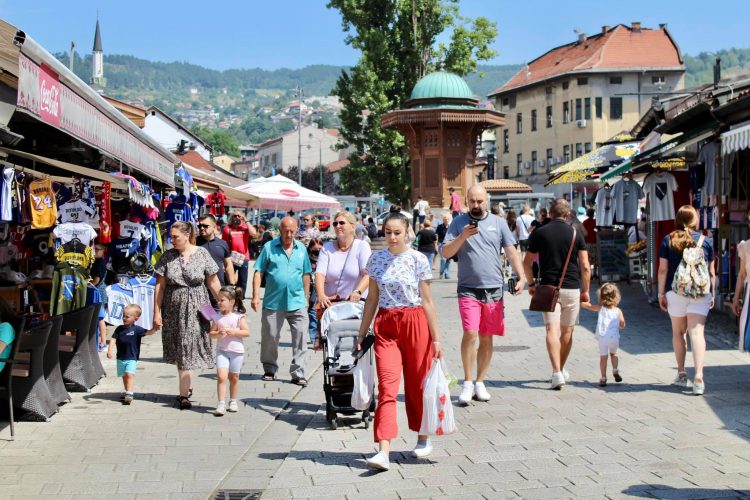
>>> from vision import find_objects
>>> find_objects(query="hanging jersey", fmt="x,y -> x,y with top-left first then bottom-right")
54,242 -> 95,268
206,191 -> 227,217
58,200 -> 96,223
29,178 -> 58,229
50,263 -> 90,315
119,220 -> 148,240
0,244 -> 19,265
166,201 -> 193,228
128,275 -> 156,330
104,283 -> 134,326
53,222 -> 98,245
110,237 -> 140,273
1,166 -> 13,221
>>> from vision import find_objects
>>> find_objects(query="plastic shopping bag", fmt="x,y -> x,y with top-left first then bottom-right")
351,357 -> 374,411
419,359 -> 457,436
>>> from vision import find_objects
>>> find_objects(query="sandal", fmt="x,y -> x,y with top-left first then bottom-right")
598,378 -> 607,387
177,396 -> 192,410
262,373 -> 275,382
292,377 -> 308,387
613,371 -> 622,383
188,388 -> 193,398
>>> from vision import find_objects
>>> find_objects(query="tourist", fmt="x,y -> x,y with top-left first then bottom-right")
222,212 -> 256,292
251,217 -> 312,386
516,205 -> 535,256
315,211 -> 371,311
153,221 -> 221,410
449,186 -> 462,218
107,304 -> 155,405
436,214 -> 452,279
358,212 -> 442,471
581,283 -> 625,387
198,215 -> 235,286
416,219 -> 438,269
442,185 -> 525,404
523,198 -> 590,390
657,205 -> 715,395
307,238 -> 324,346
211,286 -> 250,416
0,298 -> 17,375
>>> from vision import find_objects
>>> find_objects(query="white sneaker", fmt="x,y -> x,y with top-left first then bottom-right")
227,399 -> 239,412
412,440 -> 433,458
562,369 -> 570,382
550,372 -> 566,390
214,401 -> 226,416
672,372 -> 690,388
458,381 -> 474,405
474,382 -> 491,402
365,451 -> 390,471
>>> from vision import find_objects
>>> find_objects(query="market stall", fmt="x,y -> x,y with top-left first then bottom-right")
238,174 -> 341,212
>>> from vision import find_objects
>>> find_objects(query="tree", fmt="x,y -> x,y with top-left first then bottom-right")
327,0 -> 497,205
190,126 -> 240,156
282,166 -> 339,195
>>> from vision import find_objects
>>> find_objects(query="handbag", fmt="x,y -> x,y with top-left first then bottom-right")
230,250 -> 246,268
529,228 -> 576,312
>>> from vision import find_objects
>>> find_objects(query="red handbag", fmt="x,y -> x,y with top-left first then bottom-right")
529,228 -> 577,312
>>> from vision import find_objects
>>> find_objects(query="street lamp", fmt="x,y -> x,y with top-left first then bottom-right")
293,86 -> 303,185
308,132 -> 324,193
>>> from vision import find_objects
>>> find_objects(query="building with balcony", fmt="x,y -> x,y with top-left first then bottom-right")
489,22 -> 685,195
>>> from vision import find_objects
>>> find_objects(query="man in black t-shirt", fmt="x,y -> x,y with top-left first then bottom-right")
523,198 -> 590,390
197,215 -> 235,287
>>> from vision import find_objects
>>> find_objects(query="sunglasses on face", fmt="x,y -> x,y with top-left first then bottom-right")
332,221 -> 348,226
197,224 -> 211,229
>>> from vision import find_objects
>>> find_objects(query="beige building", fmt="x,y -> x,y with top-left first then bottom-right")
212,154 -> 238,172
256,125 -> 344,177
489,23 -> 685,195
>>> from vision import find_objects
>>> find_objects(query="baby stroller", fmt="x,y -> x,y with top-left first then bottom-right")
321,301 -> 375,430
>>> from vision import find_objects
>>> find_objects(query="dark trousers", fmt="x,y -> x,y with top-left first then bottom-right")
237,260 -> 249,293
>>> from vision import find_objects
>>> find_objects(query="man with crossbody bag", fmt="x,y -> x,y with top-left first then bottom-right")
523,198 -> 590,390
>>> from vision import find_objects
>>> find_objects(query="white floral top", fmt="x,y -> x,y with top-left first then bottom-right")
365,249 -> 432,309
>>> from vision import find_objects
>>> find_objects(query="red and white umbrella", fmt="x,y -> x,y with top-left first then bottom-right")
237,175 -> 341,211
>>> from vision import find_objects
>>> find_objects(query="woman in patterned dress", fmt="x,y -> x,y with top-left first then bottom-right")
356,212 -> 442,471
153,221 -> 221,410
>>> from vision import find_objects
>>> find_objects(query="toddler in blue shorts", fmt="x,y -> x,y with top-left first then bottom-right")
107,304 -> 154,404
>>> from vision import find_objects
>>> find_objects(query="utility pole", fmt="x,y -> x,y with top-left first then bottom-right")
293,86 -> 303,185
319,141 -> 323,193
69,41 -> 75,72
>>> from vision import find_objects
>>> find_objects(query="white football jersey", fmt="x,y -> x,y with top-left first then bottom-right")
53,222 -> 97,245
1,166 -> 13,222
104,284 -> 133,326
128,275 -> 156,330
58,200 -> 96,223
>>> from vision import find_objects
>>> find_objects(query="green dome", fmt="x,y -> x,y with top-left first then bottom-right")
410,71 -> 474,101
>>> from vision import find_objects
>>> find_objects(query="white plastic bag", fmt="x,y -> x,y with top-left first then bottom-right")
351,357 -> 374,411
419,359 -> 457,436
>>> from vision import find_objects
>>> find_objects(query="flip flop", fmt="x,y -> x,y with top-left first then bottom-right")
262,373 -> 275,382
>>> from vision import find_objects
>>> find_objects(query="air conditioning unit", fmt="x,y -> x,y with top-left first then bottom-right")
576,119 -> 587,128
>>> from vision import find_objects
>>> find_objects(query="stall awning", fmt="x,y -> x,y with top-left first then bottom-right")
7,24 -> 176,187
0,147 -> 128,189
545,142 -> 639,186
599,158 -> 633,181
183,164 -> 257,207
721,122 -> 750,155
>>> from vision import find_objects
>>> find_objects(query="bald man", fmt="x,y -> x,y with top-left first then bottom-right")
252,216 -> 312,386
442,185 -> 526,404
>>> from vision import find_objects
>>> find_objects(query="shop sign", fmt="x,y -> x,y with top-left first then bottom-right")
280,189 -> 300,198
17,53 -> 174,187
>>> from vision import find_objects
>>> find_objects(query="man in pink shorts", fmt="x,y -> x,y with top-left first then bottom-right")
442,185 -> 526,404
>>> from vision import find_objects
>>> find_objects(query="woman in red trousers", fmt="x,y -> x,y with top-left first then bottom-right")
356,212 -> 443,471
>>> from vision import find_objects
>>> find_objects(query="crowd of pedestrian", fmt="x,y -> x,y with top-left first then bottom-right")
109,188 -> 717,472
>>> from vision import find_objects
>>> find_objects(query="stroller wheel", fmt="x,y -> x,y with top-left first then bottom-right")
330,418 -> 338,430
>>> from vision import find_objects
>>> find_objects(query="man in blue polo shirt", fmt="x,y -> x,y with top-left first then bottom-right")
252,216 -> 312,386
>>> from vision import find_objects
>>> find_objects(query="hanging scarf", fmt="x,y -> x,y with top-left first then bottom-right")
99,181 -> 112,243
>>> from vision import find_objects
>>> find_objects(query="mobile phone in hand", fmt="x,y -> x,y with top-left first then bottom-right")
468,219 -> 479,228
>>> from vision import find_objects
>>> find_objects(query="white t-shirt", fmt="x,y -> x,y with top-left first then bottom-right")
643,172 -> 678,222
58,200 -> 96,223
53,222 -> 97,245
596,306 -> 621,338
104,284 -> 134,326
1,167 -> 13,222
595,187 -> 615,226
128,275 -> 156,330
365,248 -> 431,309
517,213 -> 535,240
414,200 -> 429,216
120,220 -> 149,240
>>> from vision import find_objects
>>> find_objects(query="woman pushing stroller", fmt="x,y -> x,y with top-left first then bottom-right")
356,212 -> 443,471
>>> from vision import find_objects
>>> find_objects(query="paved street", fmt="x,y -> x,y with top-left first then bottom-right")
1,277 -> 750,499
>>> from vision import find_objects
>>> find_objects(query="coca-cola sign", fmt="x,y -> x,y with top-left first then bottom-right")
280,189 -> 300,198
38,64 -> 61,127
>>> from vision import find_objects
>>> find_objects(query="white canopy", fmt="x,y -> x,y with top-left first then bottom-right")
722,121 -> 750,155
237,175 -> 341,211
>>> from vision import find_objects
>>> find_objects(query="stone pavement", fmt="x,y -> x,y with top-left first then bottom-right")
1,278 -> 750,499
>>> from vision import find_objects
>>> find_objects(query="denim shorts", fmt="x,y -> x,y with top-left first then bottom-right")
116,359 -> 138,377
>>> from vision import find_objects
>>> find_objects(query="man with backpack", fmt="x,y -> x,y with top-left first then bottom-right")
657,205 -> 715,396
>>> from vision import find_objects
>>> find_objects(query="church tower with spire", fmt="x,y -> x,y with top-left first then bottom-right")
90,15 -> 106,92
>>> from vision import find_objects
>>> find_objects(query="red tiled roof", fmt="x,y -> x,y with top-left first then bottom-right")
176,150 -> 215,171
490,25 -> 683,96
325,159 -> 349,173
479,179 -> 532,193
326,129 -> 340,136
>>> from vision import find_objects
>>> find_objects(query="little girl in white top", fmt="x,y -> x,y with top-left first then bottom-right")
210,286 -> 250,416
582,283 -> 625,387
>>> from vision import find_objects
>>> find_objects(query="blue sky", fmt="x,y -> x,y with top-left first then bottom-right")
2,0 -> 749,70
